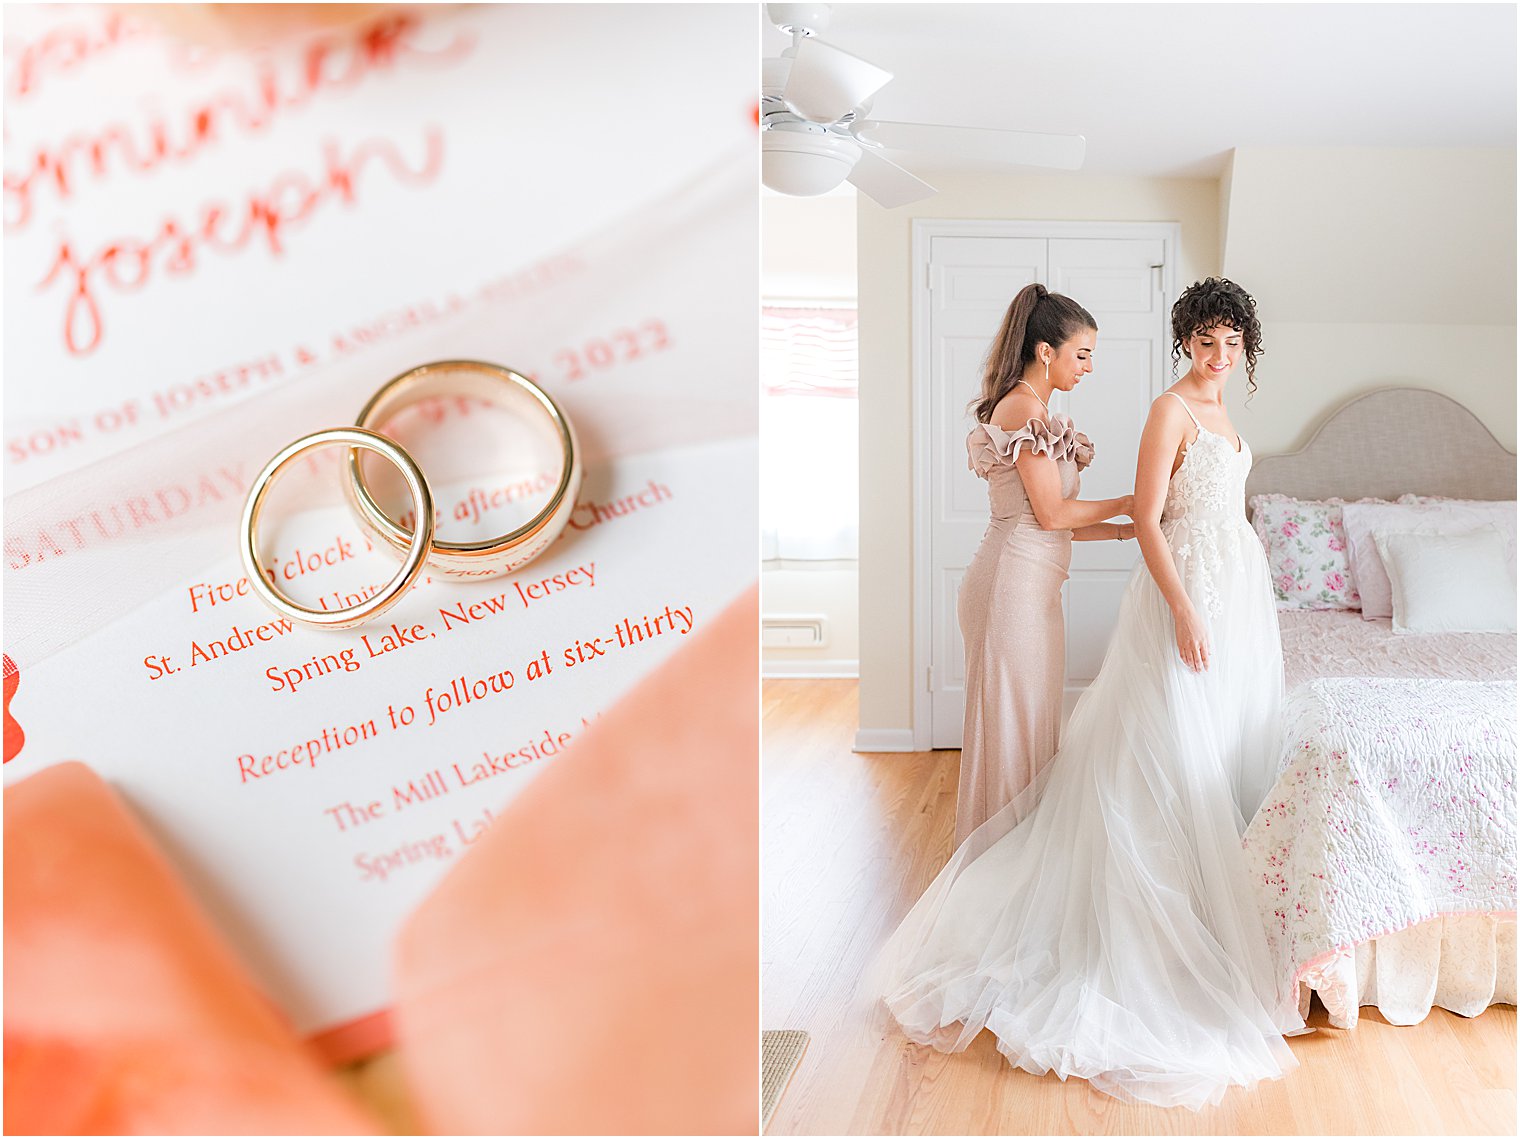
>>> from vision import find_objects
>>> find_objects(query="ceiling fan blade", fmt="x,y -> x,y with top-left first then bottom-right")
847,149 -> 936,209
856,120 -> 1086,170
784,36 -> 892,123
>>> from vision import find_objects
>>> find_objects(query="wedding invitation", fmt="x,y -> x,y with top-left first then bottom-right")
3,3 -> 758,1046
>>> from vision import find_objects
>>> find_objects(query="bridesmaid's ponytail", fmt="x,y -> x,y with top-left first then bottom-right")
973,284 -> 1097,423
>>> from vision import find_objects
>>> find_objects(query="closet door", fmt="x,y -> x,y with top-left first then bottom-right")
1048,237 -> 1166,711
925,236 -> 1047,748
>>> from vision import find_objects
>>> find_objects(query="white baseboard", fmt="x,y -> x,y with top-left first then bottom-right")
1061,685 -> 1090,720
853,728 -> 916,753
762,658 -> 860,679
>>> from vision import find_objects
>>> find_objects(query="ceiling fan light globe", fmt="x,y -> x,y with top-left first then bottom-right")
768,118 -> 831,136
762,130 -> 861,197
767,2 -> 832,36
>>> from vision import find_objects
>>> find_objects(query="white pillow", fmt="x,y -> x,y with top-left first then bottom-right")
1340,500 -> 1517,619
1373,526 -> 1517,634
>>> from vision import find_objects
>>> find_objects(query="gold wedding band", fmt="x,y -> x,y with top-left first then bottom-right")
240,427 -> 434,630
346,361 -> 582,580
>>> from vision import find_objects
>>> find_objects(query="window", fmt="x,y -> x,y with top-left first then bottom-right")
760,305 -> 858,563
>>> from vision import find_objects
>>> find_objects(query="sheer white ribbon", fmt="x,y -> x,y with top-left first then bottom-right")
4,153 -> 756,672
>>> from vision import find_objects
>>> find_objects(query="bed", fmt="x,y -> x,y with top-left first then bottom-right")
1240,388 -> 1517,1029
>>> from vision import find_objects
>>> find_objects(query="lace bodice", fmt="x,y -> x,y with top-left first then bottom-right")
1162,427 -> 1251,525
1159,406 -> 1256,620
1155,392 -> 1264,626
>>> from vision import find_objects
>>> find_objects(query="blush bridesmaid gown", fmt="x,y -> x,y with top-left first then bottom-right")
955,415 -> 1092,846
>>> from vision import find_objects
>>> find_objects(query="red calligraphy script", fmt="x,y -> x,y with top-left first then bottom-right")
36,127 -> 447,357
4,10 -> 141,102
4,11 -> 473,230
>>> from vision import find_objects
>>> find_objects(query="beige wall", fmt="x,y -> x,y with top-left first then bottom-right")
1223,147 -> 1515,325
1221,147 -> 1517,454
761,191 -> 858,301
857,151 -> 1517,740
761,568 -> 860,674
857,172 -> 1221,736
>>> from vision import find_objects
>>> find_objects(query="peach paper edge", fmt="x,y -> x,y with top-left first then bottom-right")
310,1008 -> 394,1066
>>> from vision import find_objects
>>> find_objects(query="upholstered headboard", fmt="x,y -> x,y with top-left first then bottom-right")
1245,388 -> 1517,507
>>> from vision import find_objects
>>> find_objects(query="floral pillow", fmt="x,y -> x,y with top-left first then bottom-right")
1248,495 -> 1365,610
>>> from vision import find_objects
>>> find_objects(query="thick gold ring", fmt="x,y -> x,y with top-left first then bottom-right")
241,427 -> 434,629
345,360 -> 581,579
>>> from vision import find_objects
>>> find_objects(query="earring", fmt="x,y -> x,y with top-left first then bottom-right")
1044,358 -> 1050,384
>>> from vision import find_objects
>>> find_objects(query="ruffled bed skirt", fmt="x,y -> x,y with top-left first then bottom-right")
1297,913 -> 1516,1028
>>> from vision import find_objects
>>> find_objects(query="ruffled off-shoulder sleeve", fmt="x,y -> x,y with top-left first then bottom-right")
967,415 -> 1094,478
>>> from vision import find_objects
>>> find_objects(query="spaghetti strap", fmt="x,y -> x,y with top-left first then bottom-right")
1164,390 -> 1202,429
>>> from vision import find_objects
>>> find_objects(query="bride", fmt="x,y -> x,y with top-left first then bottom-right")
872,278 -> 1305,1111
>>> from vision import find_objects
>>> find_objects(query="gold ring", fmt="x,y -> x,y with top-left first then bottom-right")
241,427 -> 434,629
345,361 -> 581,579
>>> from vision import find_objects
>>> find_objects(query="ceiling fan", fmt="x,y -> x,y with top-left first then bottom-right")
761,3 -> 1087,208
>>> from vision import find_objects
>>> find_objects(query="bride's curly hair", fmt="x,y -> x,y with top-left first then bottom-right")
1170,278 -> 1263,400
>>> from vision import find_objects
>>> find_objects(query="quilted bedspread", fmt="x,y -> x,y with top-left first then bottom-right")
1244,676 -> 1517,1025
1277,609 -> 1516,691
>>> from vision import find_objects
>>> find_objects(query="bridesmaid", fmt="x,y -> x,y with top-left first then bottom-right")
956,284 -> 1135,845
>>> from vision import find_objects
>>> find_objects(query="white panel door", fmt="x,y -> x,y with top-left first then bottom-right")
927,236 -> 1048,748
926,231 -> 1169,747
1048,238 -> 1167,707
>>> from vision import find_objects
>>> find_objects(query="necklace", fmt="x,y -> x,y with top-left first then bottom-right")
1015,379 -> 1052,415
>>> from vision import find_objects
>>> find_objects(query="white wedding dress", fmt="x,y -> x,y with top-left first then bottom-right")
873,394 -> 1305,1110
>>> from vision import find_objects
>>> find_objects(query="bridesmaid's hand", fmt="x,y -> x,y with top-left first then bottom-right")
1119,494 -> 1135,518
1172,602 -> 1210,672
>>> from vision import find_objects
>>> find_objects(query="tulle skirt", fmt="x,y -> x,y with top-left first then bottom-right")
871,518 -> 1305,1110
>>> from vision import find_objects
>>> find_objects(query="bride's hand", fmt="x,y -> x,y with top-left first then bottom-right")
1120,494 -> 1135,517
1172,602 -> 1210,672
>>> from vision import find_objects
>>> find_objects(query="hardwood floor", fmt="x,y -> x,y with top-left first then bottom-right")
761,679 -> 1517,1135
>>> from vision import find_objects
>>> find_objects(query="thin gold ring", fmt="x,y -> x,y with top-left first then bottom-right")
241,427 -> 434,629
345,361 -> 581,580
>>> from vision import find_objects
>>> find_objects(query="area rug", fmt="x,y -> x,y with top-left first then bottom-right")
761,1029 -> 809,1131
